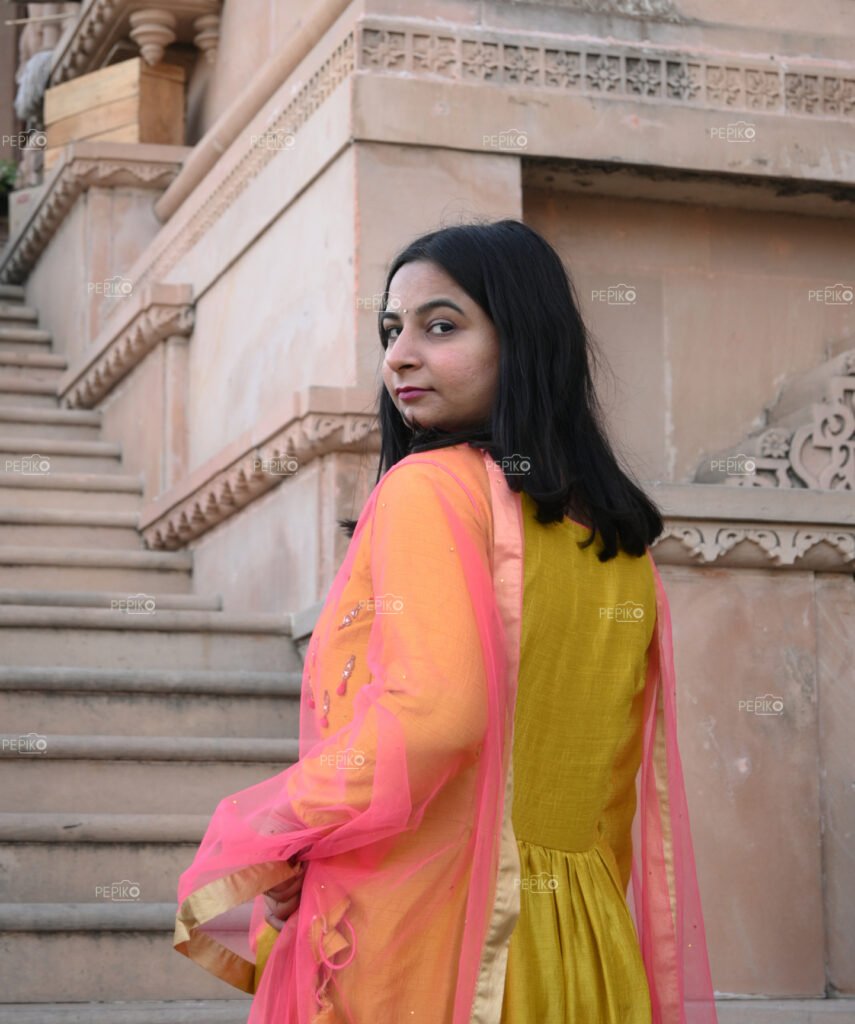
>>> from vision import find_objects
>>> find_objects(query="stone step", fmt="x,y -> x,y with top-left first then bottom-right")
0,285 -> 25,302
0,811 -> 210,842
0,903 -> 242,1001
0,469 -> 142,510
1,737 -> 297,813
0,337 -> 52,356
0,812 -> 210,905
0,608 -> 298,669
0,507 -> 142,548
0,668 -> 301,736
0,405 -> 102,440
0,545 -> 194,592
0,589 -> 219,610
0,380 -> 58,407
0,303 -> 38,323
0,1001 -> 251,1023
0,665 -> 298,692
0,324 -> 52,350
2,999 -> 833,1024
0,350 -> 66,381
0,811 -> 208,903
0,435 -> 122,474
0,839 -> 200,903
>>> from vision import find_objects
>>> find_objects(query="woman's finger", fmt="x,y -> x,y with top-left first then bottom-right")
266,873 -> 304,901
263,892 -> 300,931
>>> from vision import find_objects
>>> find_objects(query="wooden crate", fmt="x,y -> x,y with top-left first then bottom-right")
43,57 -> 185,172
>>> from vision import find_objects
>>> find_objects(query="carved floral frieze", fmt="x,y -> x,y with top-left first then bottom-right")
357,22 -> 855,120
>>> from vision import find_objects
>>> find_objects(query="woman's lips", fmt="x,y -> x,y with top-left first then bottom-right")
398,388 -> 431,401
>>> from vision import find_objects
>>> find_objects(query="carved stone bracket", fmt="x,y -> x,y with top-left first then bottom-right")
652,521 -> 855,570
49,0 -> 222,85
60,291 -> 195,409
141,409 -> 380,550
0,145 -> 188,285
696,351 -> 855,490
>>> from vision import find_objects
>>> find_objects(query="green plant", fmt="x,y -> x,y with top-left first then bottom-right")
0,158 -> 18,191
0,158 -> 19,218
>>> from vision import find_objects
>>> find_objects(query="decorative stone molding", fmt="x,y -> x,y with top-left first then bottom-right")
650,484 -> 855,571
0,143 -> 189,285
58,284 -> 194,409
356,21 -> 855,120
653,522 -> 855,570
49,0 -> 222,85
140,389 -> 381,550
130,15 -> 855,290
139,411 -> 855,570
696,350 -> 855,490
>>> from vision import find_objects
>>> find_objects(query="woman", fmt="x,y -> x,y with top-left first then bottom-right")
174,219 -> 718,1023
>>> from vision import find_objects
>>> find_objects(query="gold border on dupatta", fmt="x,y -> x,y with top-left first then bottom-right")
174,859 -> 303,993
468,452 -> 524,1024
653,679 -> 679,929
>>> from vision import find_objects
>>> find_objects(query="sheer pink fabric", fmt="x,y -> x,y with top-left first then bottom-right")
173,446 -> 718,1023
629,555 -> 719,1023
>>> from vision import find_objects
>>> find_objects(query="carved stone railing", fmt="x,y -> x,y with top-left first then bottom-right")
58,282 -> 194,409
0,142 -> 189,285
696,349 -> 855,491
49,0 -> 222,86
136,389 -> 854,572
139,387 -> 381,550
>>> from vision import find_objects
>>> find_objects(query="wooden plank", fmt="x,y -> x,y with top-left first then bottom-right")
44,124 -> 145,172
43,55 -> 185,159
44,57 -> 182,125
139,72 -> 185,145
47,96 -> 139,148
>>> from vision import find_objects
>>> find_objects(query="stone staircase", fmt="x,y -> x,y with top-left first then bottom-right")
0,284 -> 302,1021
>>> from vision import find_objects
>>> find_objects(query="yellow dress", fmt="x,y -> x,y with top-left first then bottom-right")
500,492 -> 654,1023
254,488 -> 656,1021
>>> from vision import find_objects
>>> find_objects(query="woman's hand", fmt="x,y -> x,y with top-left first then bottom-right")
263,863 -> 306,932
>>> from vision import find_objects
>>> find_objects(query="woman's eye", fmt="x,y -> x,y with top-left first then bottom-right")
381,320 -> 454,348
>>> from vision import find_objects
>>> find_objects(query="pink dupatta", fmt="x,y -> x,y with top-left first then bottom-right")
173,445 -> 717,1023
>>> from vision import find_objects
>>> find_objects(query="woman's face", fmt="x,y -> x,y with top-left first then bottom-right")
380,260 -> 500,433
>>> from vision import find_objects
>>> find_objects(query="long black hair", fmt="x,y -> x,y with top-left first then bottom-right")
337,218 -> 664,562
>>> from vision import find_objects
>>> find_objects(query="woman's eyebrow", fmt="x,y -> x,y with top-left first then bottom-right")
379,298 -> 465,321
